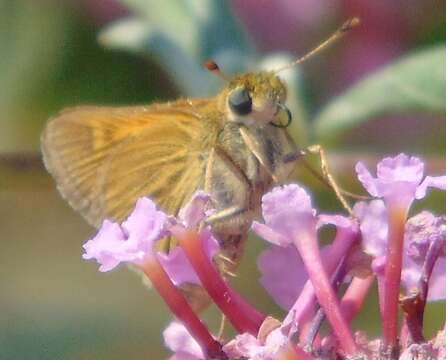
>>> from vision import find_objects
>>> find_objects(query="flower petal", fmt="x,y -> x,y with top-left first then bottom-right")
122,197 -> 167,250
223,325 -> 291,359
163,322 -> 204,360
256,184 -> 316,246
158,247 -> 201,286
416,175 -> 446,199
257,245 -> 307,310
158,230 -> 219,286
426,258 -> 446,301
405,211 -> 438,262
401,257 -> 421,294
178,191 -> 212,228
376,154 -> 424,184
318,214 -> 358,231
223,333 -> 260,359
83,197 -> 168,271
251,222 -> 290,246
403,212 -> 446,302
356,154 -> 429,206
200,230 -> 220,259
353,200 -> 388,258
355,162 -> 379,197
261,184 -> 313,224
264,327 -> 290,353
82,220 -> 129,272
399,343 -> 436,360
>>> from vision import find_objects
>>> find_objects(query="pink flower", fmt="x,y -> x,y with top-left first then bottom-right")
79,152 -> 446,359
257,214 -> 358,311
402,212 -> 446,302
161,191 -> 220,286
223,330 -> 290,359
252,185 -> 317,312
223,317 -> 299,360
158,233 -> 220,287
157,247 -> 201,287
402,257 -> 446,302
177,191 -> 215,228
252,184 -> 358,356
251,184 -> 315,246
257,245 -> 306,310
353,200 -> 388,258
353,200 -> 388,276
82,197 -> 167,271
83,192 -> 219,287
83,192 -> 225,358
355,153 -> 446,208
355,154 -> 446,346
163,322 -> 206,360
405,212 -> 446,262
398,343 -> 437,360
164,319 -> 304,360
165,318 -> 302,360
354,201 -> 446,302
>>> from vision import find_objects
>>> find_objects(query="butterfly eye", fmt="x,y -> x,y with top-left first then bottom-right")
228,88 -> 252,116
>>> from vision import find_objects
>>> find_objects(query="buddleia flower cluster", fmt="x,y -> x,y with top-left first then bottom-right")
83,154 -> 446,359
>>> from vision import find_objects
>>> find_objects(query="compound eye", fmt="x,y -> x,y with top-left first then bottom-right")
228,88 -> 252,116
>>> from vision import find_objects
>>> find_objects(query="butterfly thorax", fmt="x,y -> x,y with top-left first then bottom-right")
198,73 -> 297,267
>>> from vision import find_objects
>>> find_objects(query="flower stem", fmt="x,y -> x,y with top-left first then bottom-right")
322,275 -> 375,352
285,227 -> 357,332
142,258 -> 224,359
174,227 -> 265,335
303,258 -> 348,347
382,205 -> 408,348
340,275 -> 375,323
293,227 -> 358,356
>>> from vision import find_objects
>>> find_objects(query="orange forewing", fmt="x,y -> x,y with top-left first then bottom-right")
41,100 -> 220,227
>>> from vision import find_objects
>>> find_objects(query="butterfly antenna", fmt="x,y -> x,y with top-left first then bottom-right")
274,17 -> 360,73
204,60 -> 230,82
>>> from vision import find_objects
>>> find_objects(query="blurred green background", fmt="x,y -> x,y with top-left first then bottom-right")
2,1 -> 446,359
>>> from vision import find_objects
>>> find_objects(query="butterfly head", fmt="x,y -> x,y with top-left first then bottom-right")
222,71 -> 290,127
207,17 -> 361,128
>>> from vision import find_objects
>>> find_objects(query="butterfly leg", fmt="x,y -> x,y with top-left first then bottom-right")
217,315 -> 227,341
297,155 -> 372,201
205,206 -> 248,225
302,144 -> 354,215
204,146 -> 254,235
203,146 -> 255,336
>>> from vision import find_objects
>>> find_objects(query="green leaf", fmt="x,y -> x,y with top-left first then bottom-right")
116,0 -> 252,59
99,18 -> 213,96
101,0 -> 254,96
314,45 -> 446,142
